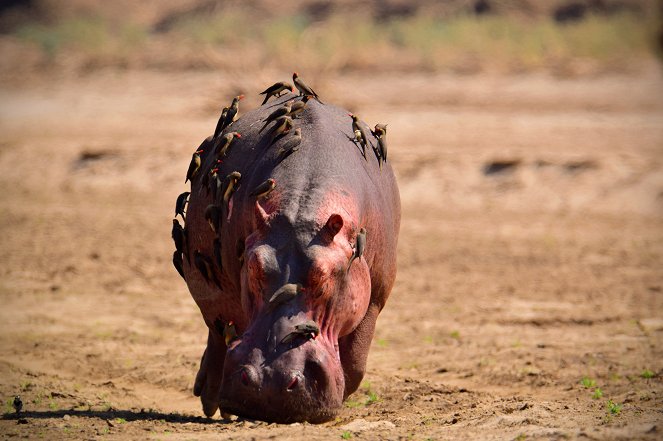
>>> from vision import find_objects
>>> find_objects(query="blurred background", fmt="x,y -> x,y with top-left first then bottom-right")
1,0 -> 661,77
1,1 -> 662,439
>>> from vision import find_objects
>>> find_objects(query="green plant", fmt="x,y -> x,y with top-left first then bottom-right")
450,330 -> 460,339
580,377 -> 596,388
640,369 -> 655,379
606,399 -> 622,415
341,431 -> 352,439
592,388 -> 603,399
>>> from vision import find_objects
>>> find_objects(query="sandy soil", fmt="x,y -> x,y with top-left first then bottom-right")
0,66 -> 662,440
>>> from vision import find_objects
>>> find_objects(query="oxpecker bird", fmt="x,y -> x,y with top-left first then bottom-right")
292,72 -> 322,103
250,178 -> 276,200
172,219 -> 186,254
223,171 -> 242,211
347,227 -> 366,273
269,283 -> 302,307
224,321 -> 238,345
185,150 -> 203,183
204,204 -> 221,234
288,95 -> 311,119
213,107 -> 229,139
260,101 -> 293,133
215,132 -> 241,157
277,128 -> 302,162
175,191 -> 190,219
173,251 -> 185,279
269,115 -> 293,144
259,81 -> 294,105
349,114 -> 368,159
194,250 -> 217,286
222,95 -> 244,128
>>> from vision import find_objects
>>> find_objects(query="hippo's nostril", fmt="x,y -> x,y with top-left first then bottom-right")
287,375 -> 299,391
241,369 -> 249,386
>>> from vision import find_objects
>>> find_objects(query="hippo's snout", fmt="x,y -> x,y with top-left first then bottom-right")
219,325 -> 344,423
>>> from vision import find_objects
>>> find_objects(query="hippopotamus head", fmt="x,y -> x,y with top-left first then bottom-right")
219,196 -> 370,423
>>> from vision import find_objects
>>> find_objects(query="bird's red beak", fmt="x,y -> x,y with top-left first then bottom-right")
238,95 -> 245,100
196,149 -> 204,153
235,133 -> 242,138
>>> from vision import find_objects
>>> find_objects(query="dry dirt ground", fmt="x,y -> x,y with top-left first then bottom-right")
0,66 -> 662,440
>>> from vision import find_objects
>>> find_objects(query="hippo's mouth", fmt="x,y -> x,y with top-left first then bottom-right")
218,330 -> 345,423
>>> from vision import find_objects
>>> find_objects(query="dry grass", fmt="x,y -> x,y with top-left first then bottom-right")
7,10 -> 661,75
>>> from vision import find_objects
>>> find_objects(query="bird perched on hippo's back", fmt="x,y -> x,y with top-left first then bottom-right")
293,72 -> 323,103
259,81 -> 294,105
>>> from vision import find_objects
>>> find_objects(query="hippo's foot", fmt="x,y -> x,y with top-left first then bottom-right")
193,330 -> 227,417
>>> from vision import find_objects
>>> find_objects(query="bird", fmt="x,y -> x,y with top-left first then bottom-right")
13,395 -> 22,415
259,81 -> 294,105
185,150 -> 203,183
222,95 -> 244,128
215,132 -> 241,158
269,115 -> 294,144
293,72 -> 322,103
213,106 -> 229,139
349,114 -> 368,159
259,101 -> 293,133
377,133 -> 387,167
202,167 -> 217,194
250,178 -> 276,200
172,219 -> 186,254
175,192 -> 190,219
276,128 -> 302,162
288,95 -> 311,119
354,129 -> 365,149
268,283 -> 301,307
194,250 -> 217,285
281,320 -> 320,344
347,227 -> 366,273
204,204 -> 221,234
223,171 -> 242,211
213,237 -> 222,269
224,321 -> 238,345
295,321 -> 320,337
210,173 -> 223,202
172,251 -> 185,279
371,123 -> 388,138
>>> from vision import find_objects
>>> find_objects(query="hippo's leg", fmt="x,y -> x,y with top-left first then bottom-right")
193,329 -> 227,417
338,303 -> 381,398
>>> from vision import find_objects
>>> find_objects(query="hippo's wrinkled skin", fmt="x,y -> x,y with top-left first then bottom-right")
181,92 -> 400,423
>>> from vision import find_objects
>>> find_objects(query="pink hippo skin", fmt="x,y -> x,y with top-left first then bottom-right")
179,93 -> 400,423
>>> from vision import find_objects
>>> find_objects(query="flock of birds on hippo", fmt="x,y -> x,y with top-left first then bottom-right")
171,73 -> 387,345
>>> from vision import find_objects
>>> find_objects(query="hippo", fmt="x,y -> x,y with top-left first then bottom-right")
178,90 -> 400,423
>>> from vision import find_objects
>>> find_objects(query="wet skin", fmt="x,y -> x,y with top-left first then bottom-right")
181,94 -> 400,423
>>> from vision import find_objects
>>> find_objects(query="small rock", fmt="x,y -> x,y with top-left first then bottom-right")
63,414 -> 71,421
17,418 -> 28,425
519,403 -> 529,411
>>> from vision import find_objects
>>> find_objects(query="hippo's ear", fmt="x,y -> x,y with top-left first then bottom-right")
323,214 -> 344,241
